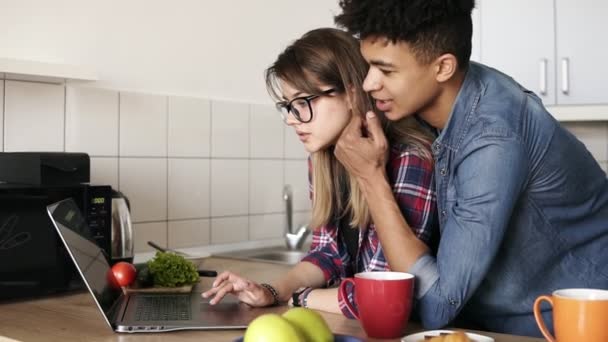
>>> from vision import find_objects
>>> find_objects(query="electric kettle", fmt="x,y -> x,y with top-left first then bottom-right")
111,190 -> 134,264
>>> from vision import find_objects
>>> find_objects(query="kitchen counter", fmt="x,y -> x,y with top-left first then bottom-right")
0,257 -> 543,342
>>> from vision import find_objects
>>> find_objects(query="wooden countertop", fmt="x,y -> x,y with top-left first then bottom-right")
0,257 -> 543,342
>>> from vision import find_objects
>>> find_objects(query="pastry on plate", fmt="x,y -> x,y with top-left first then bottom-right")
422,331 -> 471,342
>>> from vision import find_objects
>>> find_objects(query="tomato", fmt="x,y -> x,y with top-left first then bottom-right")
110,261 -> 137,287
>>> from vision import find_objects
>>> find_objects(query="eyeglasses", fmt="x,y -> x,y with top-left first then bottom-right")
275,88 -> 335,123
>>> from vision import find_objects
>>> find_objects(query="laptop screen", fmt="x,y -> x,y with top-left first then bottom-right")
47,198 -> 122,327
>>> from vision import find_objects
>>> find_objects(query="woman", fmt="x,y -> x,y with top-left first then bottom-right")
202,28 -> 437,317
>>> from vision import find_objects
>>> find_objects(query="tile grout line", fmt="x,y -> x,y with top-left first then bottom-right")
117,92 -> 121,193
209,100 -> 214,245
62,84 -> 67,152
165,95 -> 170,248
2,80 -> 5,151
247,104 -> 251,241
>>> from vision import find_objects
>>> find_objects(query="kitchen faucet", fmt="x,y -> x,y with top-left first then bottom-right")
283,185 -> 310,250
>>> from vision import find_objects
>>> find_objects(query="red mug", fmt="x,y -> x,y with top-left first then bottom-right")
338,271 -> 414,339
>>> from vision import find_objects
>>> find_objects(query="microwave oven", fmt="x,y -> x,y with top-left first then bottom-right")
0,183 -> 113,301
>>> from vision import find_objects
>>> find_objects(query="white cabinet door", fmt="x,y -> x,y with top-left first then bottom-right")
479,0 -> 556,105
556,0 -> 608,105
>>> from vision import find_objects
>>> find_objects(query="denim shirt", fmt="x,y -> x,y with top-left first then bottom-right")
409,62 -> 608,337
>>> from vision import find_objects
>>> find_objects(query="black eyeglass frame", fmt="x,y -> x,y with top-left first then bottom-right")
275,88 -> 336,123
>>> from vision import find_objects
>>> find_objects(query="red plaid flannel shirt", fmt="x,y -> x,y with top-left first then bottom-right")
301,143 -> 438,318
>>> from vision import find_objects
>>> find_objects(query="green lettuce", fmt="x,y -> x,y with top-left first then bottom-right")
146,251 -> 199,287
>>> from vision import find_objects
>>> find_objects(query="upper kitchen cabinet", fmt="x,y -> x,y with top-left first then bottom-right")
479,0 -> 556,105
480,0 -> 608,106
555,0 -> 608,105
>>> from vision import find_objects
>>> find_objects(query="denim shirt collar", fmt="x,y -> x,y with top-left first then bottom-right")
432,62 -> 485,155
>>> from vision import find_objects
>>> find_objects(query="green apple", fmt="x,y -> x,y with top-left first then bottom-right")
282,308 -> 334,342
244,313 -> 306,342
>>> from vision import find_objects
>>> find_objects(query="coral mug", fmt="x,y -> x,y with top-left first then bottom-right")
338,271 -> 414,339
534,288 -> 608,342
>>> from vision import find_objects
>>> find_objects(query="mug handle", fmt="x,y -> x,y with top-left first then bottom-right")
533,295 -> 556,342
338,278 -> 359,320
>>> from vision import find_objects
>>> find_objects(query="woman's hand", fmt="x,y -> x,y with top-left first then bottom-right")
201,271 -> 275,307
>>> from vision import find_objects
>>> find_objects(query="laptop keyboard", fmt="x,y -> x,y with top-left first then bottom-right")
134,294 -> 192,321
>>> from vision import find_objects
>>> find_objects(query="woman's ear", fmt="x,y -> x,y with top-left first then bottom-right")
434,53 -> 458,83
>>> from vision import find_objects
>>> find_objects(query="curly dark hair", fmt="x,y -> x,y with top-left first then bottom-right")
335,0 -> 475,70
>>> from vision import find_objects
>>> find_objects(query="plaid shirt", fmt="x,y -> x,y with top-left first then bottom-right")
301,143 -> 438,318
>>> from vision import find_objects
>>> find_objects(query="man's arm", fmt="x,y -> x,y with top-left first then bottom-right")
335,112 -> 430,271
336,112 -> 527,328
410,136 -> 527,328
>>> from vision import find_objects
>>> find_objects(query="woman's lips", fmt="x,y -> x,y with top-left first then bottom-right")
375,99 -> 392,112
296,132 -> 310,142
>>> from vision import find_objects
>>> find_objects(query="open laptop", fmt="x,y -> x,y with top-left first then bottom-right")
47,198 -> 262,333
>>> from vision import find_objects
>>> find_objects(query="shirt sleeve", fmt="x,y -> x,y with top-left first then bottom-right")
408,136 -> 528,329
387,148 -> 438,245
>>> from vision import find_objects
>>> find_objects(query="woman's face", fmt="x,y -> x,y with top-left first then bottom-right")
279,80 -> 352,153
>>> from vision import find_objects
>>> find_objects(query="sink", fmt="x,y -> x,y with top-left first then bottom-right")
213,246 -> 309,265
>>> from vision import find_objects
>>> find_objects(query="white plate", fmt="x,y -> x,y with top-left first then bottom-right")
402,329 -> 494,342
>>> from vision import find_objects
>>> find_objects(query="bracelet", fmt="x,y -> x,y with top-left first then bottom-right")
300,287 -> 313,308
260,283 -> 280,306
292,287 -> 313,308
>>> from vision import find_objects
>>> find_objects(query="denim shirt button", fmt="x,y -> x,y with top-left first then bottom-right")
449,299 -> 458,306
441,210 -> 446,217
440,168 -> 447,176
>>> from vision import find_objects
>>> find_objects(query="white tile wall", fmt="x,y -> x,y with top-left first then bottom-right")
211,216 -> 249,244
168,158 -> 210,219
293,211 -> 312,230
249,160 -> 284,214
211,101 -> 249,158
563,122 -> 608,162
284,125 -> 309,159
4,81 -> 64,152
250,104 -> 284,158
119,158 -> 167,222
284,160 -> 312,212
168,96 -> 210,157
90,157 -> 119,190
168,219 -> 210,249
249,214 -> 284,240
119,92 -> 167,157
134,222 -> 167,253
211,159 -> 249,216
40,82 -> 599,250
0,80 -> 4,151
65,87 -> 119,156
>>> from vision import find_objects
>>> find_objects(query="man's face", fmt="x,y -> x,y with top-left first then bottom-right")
360,36 -> 440,121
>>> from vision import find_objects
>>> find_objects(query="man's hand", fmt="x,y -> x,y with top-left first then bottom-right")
335,111 -> 389,183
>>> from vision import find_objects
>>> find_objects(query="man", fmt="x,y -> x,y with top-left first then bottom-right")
333,0 -> 608,336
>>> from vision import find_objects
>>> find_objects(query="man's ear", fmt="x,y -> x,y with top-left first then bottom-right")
434,53 -> 458,83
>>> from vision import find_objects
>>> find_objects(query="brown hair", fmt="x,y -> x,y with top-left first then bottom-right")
265,28 -> 433,229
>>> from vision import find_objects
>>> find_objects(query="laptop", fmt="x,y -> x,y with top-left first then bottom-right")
47,198 -> 262,333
